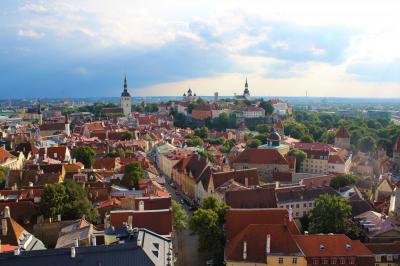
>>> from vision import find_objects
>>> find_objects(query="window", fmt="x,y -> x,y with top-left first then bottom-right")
312,259 -> 319,265
303,203 -> 307,207
375,256 -> 381,262
278,257 -> 283,264
387,255 -> 393,261
340,258 -> 346,264
286,205 -> 289,208
296,212 -> 299,216
296,204 -> 299,208
349,258 -> 355,264
331,258 -> 337,264
309,202 -> 312,207
292,257 -> 297,264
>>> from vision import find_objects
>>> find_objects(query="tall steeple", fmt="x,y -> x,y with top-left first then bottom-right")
121,75 -> 132,117
243,77 -> 250,100
245,77 -> 248,89
121,75 -> 131,97
124,74 -> 128,90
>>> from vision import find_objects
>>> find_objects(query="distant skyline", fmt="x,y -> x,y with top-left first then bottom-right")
1,0 -> 400,98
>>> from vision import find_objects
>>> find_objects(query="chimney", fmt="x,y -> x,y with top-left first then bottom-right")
91,236 -> 97,246
74,239 -> 79,247
54,152 -> 57,159
139,200 -> 144,211
275,181 -> 279,189
243,241 -> 247,260
304,231 -> 309,235
128,215 -> 133,226
266,234 -> 271,254
4,206 -> 10,218
14,247 -> 20,256
245,177 -> 249,187
70,247 -> 76,258
2,219 -> 8,236
288,207 -> 293,222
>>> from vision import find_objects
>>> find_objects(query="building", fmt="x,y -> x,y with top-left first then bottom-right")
275,185 -> 338,218
120,75 -> 132,117
1,228 -> 173,266
389,187 -> 400,218
365,241 -> 400,266
182,88 -> 196,102
235,78 -> 251,101
240,106 -> 265,119
293,234 -> 373,266
294,142 -> 352,175
225,208 -> 303,266
232,148 -> 292,181
335,126 -> 351,149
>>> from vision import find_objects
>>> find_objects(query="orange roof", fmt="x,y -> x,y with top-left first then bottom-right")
0,147 -> 14,162
293,234 -> 372,257
0,244 -> 17,253
233,148 -> 288,165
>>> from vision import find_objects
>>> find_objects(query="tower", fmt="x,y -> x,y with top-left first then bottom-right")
334,126 -> 350,149
120,75 -> 132,117
37,101 -> 43,125
243,78 -> 250,100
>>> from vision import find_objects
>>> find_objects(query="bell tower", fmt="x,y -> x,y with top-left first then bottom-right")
120,75 -> 132,117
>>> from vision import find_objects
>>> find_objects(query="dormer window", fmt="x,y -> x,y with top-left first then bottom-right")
319,244 -> 325,251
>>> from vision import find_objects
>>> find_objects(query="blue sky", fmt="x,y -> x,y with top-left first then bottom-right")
1,0 -> 400,98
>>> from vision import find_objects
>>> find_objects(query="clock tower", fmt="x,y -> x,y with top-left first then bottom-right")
120,75 -> 132,117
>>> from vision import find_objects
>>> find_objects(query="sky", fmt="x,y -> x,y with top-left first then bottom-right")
1,0 -> 400,98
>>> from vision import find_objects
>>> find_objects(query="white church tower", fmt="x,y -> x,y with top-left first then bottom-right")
120,75 -> 132,117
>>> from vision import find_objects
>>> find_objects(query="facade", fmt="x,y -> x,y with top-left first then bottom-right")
275,186 -> 338,218
294,143 -> 352,175
120,75 -> 132,117
232,148 -> 292,181
365,241 -> 400,266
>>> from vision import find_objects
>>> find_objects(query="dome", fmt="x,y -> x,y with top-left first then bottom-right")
268,131 -> 281,141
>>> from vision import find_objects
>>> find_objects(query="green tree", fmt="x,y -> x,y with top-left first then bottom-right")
320,130 -> 336,144
121,162 -> 145,190
198,150 -> 216,163
172,200 -> 187,230
260,100 -> 274,115
330,174 -> 358,190
62,180 -> 99,223
121,131 -> 134,140
309,194 -> 352,234
186,136 -> 204,147
189,196 -> 228,264
300,134 -> 315,143
39,181 -> 99,223
0,166 -> 7,189
256,124 -> 273,134
246,139 -> 262,148
39,183 -> 67,220
358,135 -> 377,152
288,149 -> 307,172
194,127 -> 209,139
73,146 -> 96,168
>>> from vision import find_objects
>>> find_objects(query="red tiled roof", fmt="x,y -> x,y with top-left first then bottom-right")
274,120 -> 284,129
226,224 -> 301,262
0,147 -> 13,163
39,123 -> 66,131
225,208 -> 300,241
293,234 -> 372,257
225,188 -> 277,209
110,209 -> 172,235
134,196 -> 171,210
92,157 -> 120,170
37,146 -> 68,161
212,169 -> 259,189
233,148 -> 288,165
365,241 -> 400,254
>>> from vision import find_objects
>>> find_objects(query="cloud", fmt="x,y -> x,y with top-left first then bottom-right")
347,58 -> 400,82
17,29 -> 45,39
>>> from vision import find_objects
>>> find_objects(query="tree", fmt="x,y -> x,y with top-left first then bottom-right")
194,127 -> 209,139
288,149 -> 307,172
309,194 -> 352,234
198,150 -> 216,163
172,200 -> 187,230
260,100 -> 274,115
39,183 -> 67,220
73,146 -> 96,168
121,162 -> 144,190
330,174 -> 358,190
246,139 -> 262,148
358,135 -> 377,153
189,196 -> 228,264
0,166 -> 7,189
300,134 -> 315,143
39,181 -> 99,223
186,136 -> 204,147
256,124 -> 273,134
62,181 -> 99,223
320,130 -> 336,144
121,131 -> 134,140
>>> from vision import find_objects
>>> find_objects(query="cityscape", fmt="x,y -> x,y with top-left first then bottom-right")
1,1 -> 400,266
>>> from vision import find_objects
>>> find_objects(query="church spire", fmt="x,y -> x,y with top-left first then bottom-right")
124,74 -> 128,91
245,77 -> 248,88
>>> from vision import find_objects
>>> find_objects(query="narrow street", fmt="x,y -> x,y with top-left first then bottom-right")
163,179 -> 208,266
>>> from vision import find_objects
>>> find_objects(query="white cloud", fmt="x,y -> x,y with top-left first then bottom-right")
17,29 -> 45,39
